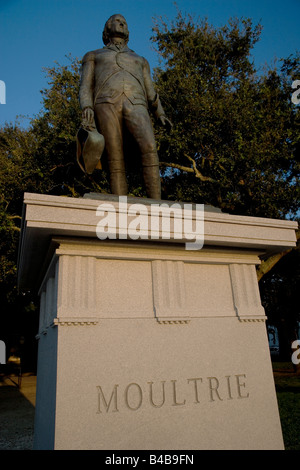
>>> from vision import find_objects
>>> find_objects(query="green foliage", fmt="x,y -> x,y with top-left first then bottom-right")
29,55 -> 110,197
0,56 -> 110,365
152,11 -> 300,218
277,392 -> 300,450
0,124 -> 40,303
273,362 -> 300,450
0,15 -> 299,368
260,248 -> 300,359
151,11 -> 300,348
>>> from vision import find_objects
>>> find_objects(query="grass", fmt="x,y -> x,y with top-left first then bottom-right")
272,361 -> 300,451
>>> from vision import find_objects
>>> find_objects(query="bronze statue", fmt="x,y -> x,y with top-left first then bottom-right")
78,14 -> 172,199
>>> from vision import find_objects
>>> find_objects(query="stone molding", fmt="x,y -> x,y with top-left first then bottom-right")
229,264 -> 266,322
36,246 -> 267,336
18,193 -> 297,335
18,192 -> 298,291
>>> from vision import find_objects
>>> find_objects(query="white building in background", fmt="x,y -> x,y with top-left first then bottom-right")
267,325 -> 279,356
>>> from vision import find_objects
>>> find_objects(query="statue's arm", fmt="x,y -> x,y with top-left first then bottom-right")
79,52 -> 95,122
142,58 -> 164,117
142,58 -> 172,130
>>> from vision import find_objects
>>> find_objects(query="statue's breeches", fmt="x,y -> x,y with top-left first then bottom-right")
94,95 -> 161,198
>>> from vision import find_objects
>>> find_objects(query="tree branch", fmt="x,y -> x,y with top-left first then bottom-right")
8,215 -> 22,221
160,153 -> 215,182
160,161 -> 194,173
257,249 -> 293,282
50,162 -> 74,172
162,156 -> 298,282
257,229 -> 299,281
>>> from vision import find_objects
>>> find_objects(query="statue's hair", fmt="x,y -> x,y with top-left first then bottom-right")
102,14 -> 129,45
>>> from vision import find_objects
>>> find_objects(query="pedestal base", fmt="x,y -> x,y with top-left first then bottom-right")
17,193 -> 297,450
35,316 -> 283,450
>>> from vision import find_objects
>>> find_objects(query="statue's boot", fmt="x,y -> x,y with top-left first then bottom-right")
142,153 -> 161,200
110,170 -> 128,196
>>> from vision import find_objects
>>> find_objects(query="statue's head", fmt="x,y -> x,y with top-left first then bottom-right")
102,14 -> 129,45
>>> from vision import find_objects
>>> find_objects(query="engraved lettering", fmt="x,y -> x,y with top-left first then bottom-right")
187,377 -> 203,403
148,381 -> 166,408
96,373 -> 250,413
207,377 -> 223,401
225,375 -> 233,400
125,382 -> 143,410
171,379 -> 186,406
96,385 -> 119,413
235,374 -> 249,398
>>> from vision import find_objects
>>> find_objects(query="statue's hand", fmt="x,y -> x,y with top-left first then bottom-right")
82,107 -> 94,124
159,115 -> 173,131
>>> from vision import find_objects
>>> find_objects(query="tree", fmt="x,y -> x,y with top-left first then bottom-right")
151,11 -> 299,360
0,15 -> 299,368
0,124 -> 42,369
30,55 -> 145,198
30,55 -> 111,197
151,11 -> 299,219
0,57 -> 112,369
259,249 -> 300,368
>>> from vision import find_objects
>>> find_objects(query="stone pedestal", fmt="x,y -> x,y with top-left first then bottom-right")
17,193 -> 298,450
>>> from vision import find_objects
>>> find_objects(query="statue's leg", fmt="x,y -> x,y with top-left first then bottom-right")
124,102 -> 161,199
94,102 -> 128,195
141,155 -> 162,200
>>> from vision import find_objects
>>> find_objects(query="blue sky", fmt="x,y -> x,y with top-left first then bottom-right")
0,0 -> 299,127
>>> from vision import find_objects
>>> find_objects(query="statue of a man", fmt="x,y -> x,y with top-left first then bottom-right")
79,14 -> 171,199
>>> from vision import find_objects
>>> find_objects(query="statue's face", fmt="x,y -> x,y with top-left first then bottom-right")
108,15 -> 128,39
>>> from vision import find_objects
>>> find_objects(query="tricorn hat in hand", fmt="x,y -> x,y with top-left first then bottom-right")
76,121 -> 105,174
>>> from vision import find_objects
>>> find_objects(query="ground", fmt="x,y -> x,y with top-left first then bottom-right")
0,364 -> 299,450
0,374 -> 36,450
272,362 -> 300,451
